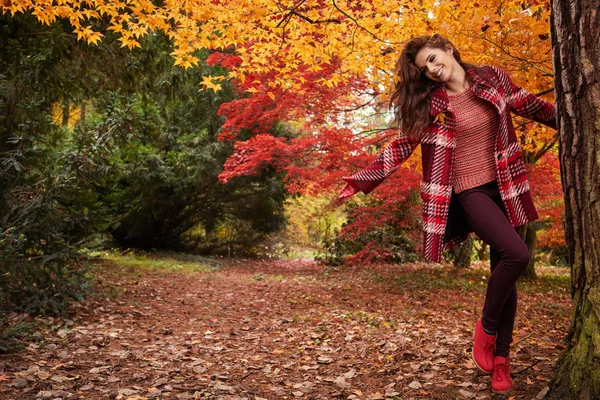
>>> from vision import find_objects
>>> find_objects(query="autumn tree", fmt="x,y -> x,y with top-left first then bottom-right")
1,0 -> 563,267
548,0 -> 600,397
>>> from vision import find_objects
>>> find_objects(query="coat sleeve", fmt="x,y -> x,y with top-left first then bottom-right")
338,134 -> 419,200
489,66 -> 557,129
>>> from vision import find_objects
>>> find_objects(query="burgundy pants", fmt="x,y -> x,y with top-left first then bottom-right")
456,181 -> 529,357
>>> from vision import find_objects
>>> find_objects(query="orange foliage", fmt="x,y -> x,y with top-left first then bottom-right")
2,0 -> 563,258
3,1 -> 557,153
529,151 -> 565,250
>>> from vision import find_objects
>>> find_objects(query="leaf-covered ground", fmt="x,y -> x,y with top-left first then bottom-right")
0,254 -> 571,399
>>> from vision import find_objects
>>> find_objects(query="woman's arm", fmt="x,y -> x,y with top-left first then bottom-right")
490,66 -> 557,129
338,134 -> 419,200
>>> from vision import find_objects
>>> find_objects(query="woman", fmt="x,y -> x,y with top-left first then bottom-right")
338,34 -> 557,394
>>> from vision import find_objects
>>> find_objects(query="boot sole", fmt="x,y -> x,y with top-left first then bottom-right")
492,387 -> 512,394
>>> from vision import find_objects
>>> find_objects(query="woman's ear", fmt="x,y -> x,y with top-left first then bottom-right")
446,45 -> 453,56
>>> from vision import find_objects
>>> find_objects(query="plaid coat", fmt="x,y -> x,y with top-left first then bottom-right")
339,66 -> 557,263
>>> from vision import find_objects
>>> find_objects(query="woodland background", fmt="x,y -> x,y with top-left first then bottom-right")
0,0 -> 563,319
0,0 -> 596,399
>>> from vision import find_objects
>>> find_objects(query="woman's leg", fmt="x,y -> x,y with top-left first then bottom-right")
457,185 -> 529,349
490,248 -> 517,357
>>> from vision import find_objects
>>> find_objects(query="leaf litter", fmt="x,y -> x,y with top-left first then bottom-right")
0,258 -> 570,399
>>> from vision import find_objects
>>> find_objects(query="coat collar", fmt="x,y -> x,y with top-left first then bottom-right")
429,68 -> 495,117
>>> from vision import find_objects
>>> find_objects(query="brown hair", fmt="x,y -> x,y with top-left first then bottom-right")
389,34 -> 480,140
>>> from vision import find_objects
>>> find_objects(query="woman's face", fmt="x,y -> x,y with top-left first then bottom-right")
414,45 -> 457,83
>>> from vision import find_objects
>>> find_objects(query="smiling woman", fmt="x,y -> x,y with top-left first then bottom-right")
338,33 -> 558,394
414,47 -> 467,94
387,34 -> 481,139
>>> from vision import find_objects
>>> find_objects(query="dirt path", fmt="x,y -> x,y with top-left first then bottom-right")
1,257 -> 571,399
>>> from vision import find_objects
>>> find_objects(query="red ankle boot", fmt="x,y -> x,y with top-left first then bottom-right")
472,319 -> 496,374
492,356 -> 513,393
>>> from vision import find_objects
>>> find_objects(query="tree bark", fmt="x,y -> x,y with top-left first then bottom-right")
521,223 -> 538,279
451,236 -> 473,268
549,0 -> 600,398
61,98 -> 70,127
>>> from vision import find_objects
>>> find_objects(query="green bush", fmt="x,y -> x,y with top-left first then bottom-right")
0,13 -> 289,344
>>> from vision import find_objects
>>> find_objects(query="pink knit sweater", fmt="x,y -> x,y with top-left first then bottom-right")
449,89 -> 499,193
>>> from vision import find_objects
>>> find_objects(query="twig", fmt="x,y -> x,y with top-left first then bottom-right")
171,385 -> 205,392
513,331 -> 534,346
331,0 -> 386,43
275,0 -> 341,28
532,133 -> 559,163
479,35 -> 553,77
512,359 -> 542,375
534,87 -> 554,97
240,371 -> 253,380
285,10 -> 342,25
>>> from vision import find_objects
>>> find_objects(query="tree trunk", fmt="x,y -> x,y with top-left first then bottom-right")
548,0 -> 600,398
451,236 -> 473,268
476,241 -> 489,262
521,223 -> 538,279
61,98 -> 70,127
80,101 -> 86,122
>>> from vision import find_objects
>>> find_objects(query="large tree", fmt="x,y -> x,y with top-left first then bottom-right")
548,0 -> 600,398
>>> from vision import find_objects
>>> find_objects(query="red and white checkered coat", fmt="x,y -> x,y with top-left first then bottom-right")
339,66 -> 557,263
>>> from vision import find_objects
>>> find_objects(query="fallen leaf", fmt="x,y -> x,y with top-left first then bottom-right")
334,376 -> 350,390
463,360 -> 476,369
36,371 -> 50,380
50,374 -> 67,383
80,383 -> 95,391
536,386 -> 550,399
119,388 -> 140,396
344,369 -> 357,379
408,381 -> 422,389
214,383 -> 234,392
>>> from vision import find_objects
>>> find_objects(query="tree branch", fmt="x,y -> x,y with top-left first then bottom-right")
276,0 -> 342,28
331,0 -> 385,43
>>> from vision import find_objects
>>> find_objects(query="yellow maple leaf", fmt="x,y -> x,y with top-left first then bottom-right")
434,112 -> 447,125
86,31 -> 104,46
119,37 -> 142,49
200,76 -> 222,92
174,55 -> 199,69
96,5 -> 115,17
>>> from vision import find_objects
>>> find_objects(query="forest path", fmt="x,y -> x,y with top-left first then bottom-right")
1,256 -> 570,400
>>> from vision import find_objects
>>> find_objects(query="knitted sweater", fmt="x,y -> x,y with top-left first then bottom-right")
449,88 -> 498,193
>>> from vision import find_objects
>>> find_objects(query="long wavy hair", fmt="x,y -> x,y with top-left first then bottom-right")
389,34 -> 481,140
